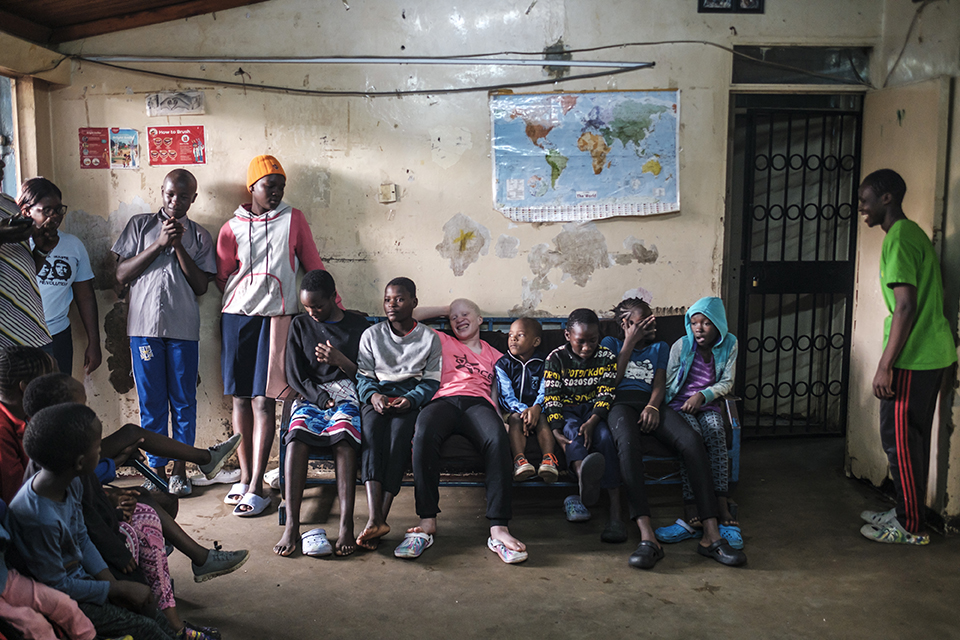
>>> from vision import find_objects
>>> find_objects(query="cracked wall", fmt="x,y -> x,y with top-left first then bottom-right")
18,0 -> 884,450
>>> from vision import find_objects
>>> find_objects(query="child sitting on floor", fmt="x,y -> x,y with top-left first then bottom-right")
6,403 -> 178,640
660,296 -> 740,542
0,346 -> 56,504
21,372 -> 243,512
22,373 -> 247,639
544,308 -> 620,540
0,497 -> 99,640
495,318 -> 558,483
355,277 -> 441,551
274,270 -> 370,558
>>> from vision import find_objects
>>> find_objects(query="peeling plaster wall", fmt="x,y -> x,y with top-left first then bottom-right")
24,0 -> 880,443
846,0 -> 960,525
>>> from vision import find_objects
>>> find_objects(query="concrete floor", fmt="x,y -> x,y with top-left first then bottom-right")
146,438 -> 960,640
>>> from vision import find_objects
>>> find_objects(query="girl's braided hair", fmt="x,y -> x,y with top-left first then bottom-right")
611,298 -> 652,339
0,346 -> 56,396
612,298 -> 651,322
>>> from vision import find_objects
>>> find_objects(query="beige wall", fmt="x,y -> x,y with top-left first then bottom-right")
846,0 -> 960,525
6,1 -> 882,450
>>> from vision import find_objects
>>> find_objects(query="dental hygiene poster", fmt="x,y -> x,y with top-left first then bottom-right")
147,126 -> 206,166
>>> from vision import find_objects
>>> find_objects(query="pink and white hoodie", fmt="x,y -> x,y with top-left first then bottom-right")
216,202 -> 335,316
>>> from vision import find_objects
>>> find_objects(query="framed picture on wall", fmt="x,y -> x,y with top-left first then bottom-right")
737,0 -> 764,12
698,0 -> 765,12
698,0 -> 734,12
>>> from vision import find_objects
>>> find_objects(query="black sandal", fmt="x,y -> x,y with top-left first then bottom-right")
628,540 -> 664,569
697,539 -> 746,567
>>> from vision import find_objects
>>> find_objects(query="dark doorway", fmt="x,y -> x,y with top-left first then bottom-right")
727,94 -> 862,437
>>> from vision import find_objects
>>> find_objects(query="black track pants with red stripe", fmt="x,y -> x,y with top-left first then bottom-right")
878,367 -> 945,533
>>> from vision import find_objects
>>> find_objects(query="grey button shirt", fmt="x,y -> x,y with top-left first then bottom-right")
112,210 -> 216,341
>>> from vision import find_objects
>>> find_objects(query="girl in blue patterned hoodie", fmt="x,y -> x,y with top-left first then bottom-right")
664,297 -> 738,530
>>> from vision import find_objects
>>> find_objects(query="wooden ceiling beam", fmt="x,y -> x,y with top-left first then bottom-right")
48,0 -> 268,43
0,9 -> 54,44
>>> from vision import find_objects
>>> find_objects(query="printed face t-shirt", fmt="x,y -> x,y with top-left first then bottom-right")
29,233 -> 94,335
432,330 -> 503,404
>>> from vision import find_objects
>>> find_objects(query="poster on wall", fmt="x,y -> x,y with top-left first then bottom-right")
490,90 -> 680,222
147,126 -> 206,166
145,91 -> 205,117
78,127 -> 109,169
109,128 -> 140,170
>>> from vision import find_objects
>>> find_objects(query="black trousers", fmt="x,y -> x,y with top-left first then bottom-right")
609,400 -> 718,521
413,396 -> 512,525
879,367 -> 945,533
360,404 -> 419,496
40,327 -> 72,376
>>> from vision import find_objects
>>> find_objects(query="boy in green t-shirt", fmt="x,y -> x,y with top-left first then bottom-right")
858,168 -> 957,545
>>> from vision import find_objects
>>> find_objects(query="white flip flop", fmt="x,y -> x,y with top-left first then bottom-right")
232,492 -> 270,517
224,482 -> 248,505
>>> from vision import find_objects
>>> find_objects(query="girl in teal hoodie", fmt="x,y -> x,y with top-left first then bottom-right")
664,297 -> 738,528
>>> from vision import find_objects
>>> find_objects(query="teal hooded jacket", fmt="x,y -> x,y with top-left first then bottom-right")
665,297 -> 738,404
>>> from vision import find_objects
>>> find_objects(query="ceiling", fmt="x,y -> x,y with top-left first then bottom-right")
0,0 -> 267,45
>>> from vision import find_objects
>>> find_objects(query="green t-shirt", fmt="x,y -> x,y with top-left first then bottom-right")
880,219 -> 957,370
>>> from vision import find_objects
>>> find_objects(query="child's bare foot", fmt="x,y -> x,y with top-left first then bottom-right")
336,526 -> 357,557
684,503 -> 702,529
273,528 -> 298,557
356,522 -> 390,550
408,518 -> 437,536
490,525 -> 525,552
718,497 -> 739,526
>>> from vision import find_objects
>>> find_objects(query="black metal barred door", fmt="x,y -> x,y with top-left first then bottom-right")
736,107 -> 861,436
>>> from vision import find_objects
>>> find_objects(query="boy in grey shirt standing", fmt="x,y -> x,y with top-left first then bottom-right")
112,169 -> 216,496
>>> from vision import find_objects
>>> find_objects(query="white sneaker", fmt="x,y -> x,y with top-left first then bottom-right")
191,468 -> 242,487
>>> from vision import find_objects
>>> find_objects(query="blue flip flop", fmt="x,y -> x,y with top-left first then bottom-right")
719,524 -> 744,550
655,518 -> 703,543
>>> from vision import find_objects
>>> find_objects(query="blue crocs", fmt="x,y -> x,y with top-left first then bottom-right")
719,524 -> 744,550
564,495 -> 591,522
655,518 -> 703,543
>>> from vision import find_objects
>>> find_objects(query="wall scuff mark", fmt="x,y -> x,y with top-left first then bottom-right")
429,125 -> 473,169
495,234 -> 520,259
621,235 -> 659,264
436,213 -> 490,276
510,277 -> 549,317
529,222 -> 613,288
104,301 -> 133,394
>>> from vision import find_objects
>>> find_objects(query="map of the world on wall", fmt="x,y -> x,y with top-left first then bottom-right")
491,90 -> 680,222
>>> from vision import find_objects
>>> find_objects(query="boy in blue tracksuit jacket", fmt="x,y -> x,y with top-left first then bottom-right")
494,318 -> 558,483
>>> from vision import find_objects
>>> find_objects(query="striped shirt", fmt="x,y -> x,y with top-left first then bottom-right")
0,194 -> 51,349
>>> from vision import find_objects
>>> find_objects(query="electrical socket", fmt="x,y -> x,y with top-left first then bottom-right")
378,183 -> 397,204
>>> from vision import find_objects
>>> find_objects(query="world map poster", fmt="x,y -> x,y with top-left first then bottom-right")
490,90 -> 680,222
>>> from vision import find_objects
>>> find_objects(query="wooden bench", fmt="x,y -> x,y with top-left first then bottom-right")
276,315 -> 741,524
